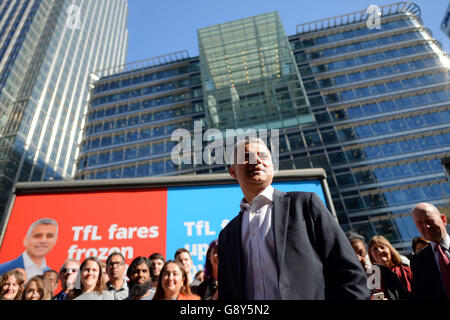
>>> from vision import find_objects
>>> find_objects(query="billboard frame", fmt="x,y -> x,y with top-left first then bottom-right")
0,169 -> 335,247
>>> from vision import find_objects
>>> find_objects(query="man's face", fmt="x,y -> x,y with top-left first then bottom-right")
151,258 -> 164,277
61,262 -> 79,289
229,142 -> 274,196
412,205 -> 447,243
177,252 -> 192,273
23,224 -> 58,259
107,255 -> 126,281
44,272 -> 58,291
351,241 -> 367,270
130,263 -> 151,284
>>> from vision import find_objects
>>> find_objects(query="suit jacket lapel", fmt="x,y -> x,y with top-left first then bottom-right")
272,189 -> 290,276
424,245 -> 446,291
234,209 -> 245,298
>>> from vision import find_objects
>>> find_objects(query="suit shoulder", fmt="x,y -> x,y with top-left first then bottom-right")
219,215 -> 240,237
0,255 -> 24,273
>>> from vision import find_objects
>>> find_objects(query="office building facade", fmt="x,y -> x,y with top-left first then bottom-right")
77,2 -> 449,250
0,0 -> 128,222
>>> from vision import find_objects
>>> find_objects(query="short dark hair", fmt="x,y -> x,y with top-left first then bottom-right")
127,256 -> 154,279
204,239 -> 218,279
44,269 -> 59,282
106,252 -> 125,266
412,236 -> 430,253
174,248 -> 191,260
346,231 -> 366,246
149,252 -> 165,263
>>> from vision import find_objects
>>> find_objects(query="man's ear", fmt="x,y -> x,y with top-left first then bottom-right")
441,214 -> 447,226
229,165 -> 236,179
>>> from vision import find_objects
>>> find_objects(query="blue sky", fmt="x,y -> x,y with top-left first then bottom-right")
125,0 -> 449,63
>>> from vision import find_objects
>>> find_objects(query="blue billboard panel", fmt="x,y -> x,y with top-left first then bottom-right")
166,180 -> 326,273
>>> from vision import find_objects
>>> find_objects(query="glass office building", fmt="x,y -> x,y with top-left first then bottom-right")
78,2 -> 449,251
0,0 -> 128,222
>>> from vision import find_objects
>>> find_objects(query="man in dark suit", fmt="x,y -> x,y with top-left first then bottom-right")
218,138 -> 370,300
411,202 -> 449,300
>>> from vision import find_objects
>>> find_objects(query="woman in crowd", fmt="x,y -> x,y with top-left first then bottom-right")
67,256 -> 113,300
196,239 -> 218,300
368,235 -> 413,295
0,269 -> 25,300
22,275 -> 52,300
347,232 -> 408,300
152,260 -> 200,300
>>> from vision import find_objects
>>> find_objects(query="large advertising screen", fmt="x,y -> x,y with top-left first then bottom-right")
0,175 -> 331,275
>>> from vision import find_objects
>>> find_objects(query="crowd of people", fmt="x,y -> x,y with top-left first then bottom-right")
0,201 -> 447,301
0,239 -> 219,301
0,138 -> 448,300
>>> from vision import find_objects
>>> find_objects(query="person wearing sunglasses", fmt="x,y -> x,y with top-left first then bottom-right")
53,259 -> 80,300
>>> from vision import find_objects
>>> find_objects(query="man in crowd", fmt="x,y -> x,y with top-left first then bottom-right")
174,248 -> 197,286
53,259 -> 80,300
0,218 -> 58,278
411,202 -> 450,300
149,252 -> 165,288
105,252 -> 128,300
218,137 -> 370,300
43,269 -> 59,296
127,256 -> 155,300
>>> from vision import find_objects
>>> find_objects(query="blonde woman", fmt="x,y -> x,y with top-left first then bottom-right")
22,275 -> 52,300
152,260 -> 200,300
368,235 -> 413,294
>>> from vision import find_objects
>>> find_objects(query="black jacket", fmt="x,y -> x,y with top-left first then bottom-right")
218,190 -> 370,300
410,244 -> 447,300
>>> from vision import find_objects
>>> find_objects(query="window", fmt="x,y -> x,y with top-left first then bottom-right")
137,164 -> 150,177
151,161 -> 164,174
407,116 -> 425,129
355,171 -> 375,184
328,151 -> 346,164
126,131 -> 138,142
98,153 -> 110,165
336,173 -> 355,187
109,168 -> 122,179
355,125 -> 372,138
321,131 -> 338,144
364,145 -> 381,158
399,140 -> 419,152
123,166 -> 136,178
114,134 -> 125,145
112,150 -> 123,162
344,197 -> 364,211
371,122 -> 390,135
362,104 -> 379,115
382,143 -> 400,156
389,119 -> 407,131
363,194 -> 384,208
139,128 -> 151,140
347,107 -> 363,118
138,145 -> 151,157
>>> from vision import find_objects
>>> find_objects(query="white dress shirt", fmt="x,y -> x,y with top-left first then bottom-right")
431,234 -> 450,275
241,185 -> 281,300
23,251 -> 47,279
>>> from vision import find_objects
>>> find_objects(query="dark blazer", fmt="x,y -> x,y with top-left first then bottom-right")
218,190 -> 370,300
410,244 -> 447,300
